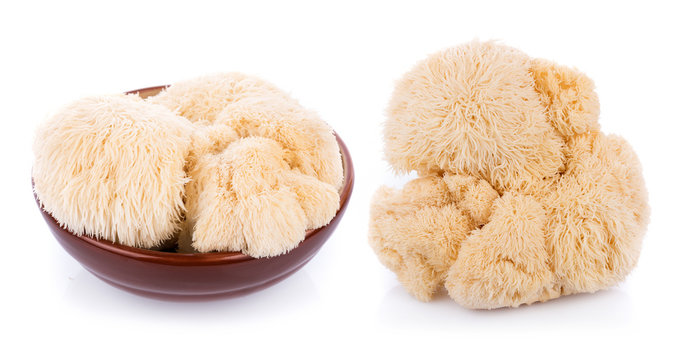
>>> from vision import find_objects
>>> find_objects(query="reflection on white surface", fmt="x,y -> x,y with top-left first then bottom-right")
377,284 -> 633,330
62,267 -> 321,323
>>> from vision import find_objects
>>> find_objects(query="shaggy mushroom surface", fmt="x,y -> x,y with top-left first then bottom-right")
34,74 -> 343,257
152,73 -> 343,257
33,94 -> 193,248
370,41 -> 649,308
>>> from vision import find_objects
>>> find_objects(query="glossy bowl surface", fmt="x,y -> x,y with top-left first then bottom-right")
37,85 -> 354,298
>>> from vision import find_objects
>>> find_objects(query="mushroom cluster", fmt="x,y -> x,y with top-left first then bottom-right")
369,41 -> 649,309
33,74 -> 343,257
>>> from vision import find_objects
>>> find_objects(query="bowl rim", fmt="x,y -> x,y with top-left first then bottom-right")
35,85 -> 354,266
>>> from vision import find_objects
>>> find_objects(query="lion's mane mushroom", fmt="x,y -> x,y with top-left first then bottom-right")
370,41 -> 649,308
152,73 -> 343,256
33,94 -> 193,248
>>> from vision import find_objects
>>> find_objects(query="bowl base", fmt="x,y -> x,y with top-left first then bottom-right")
88,259 -> 312,301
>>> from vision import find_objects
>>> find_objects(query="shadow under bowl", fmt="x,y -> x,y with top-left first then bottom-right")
36,85 -> 354,299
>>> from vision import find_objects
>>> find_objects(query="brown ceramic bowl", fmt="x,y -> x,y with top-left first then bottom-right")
36,85 -> 354,298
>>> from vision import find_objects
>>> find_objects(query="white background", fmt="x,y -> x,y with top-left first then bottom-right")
1,0 -> 678,358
